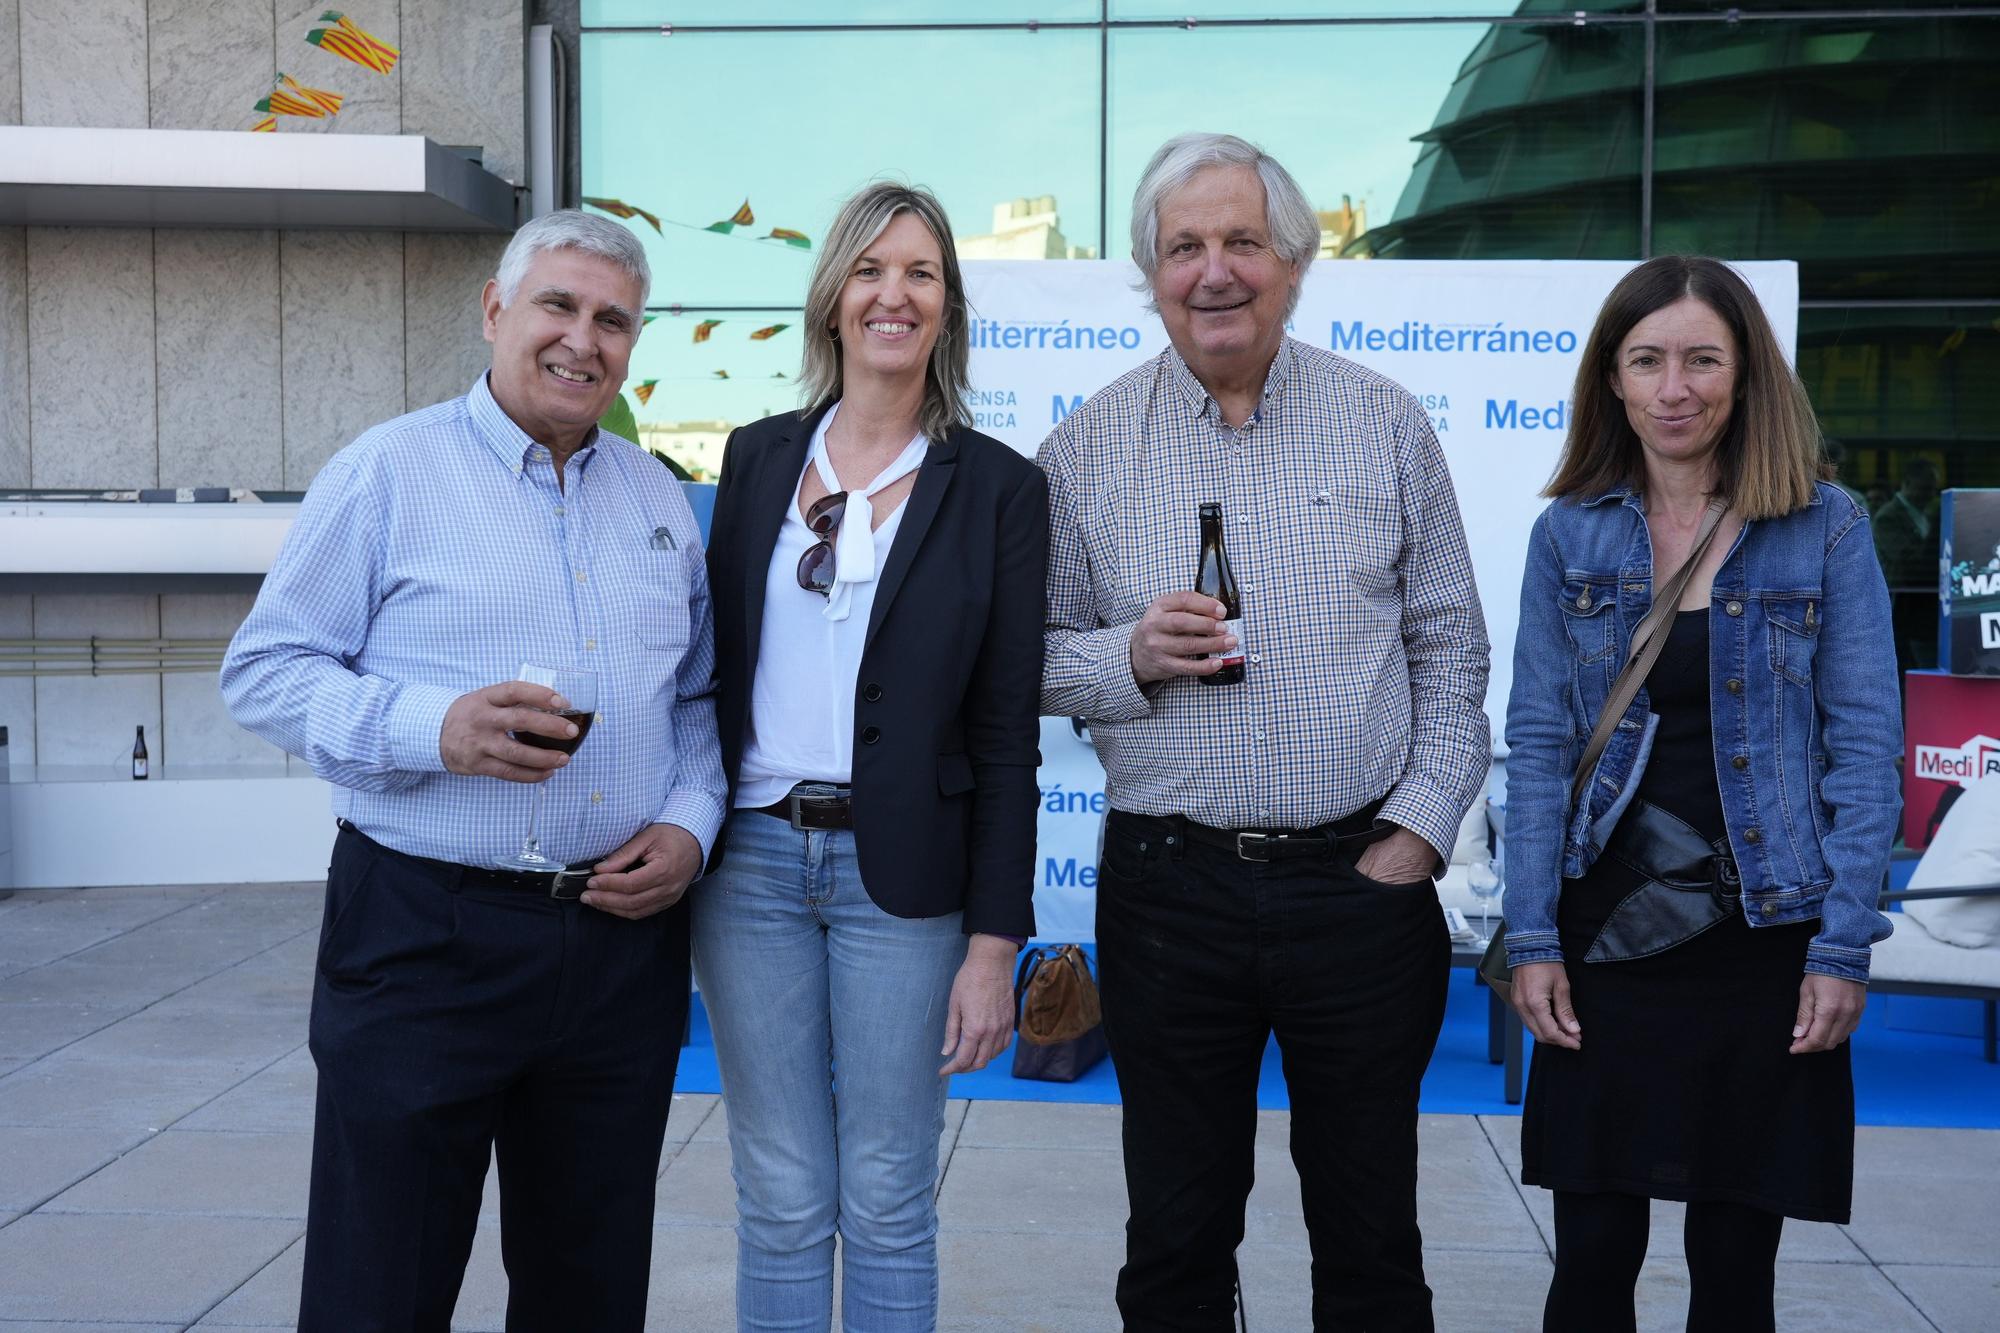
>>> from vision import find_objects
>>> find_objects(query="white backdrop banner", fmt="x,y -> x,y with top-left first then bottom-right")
957,259 -> 1799,942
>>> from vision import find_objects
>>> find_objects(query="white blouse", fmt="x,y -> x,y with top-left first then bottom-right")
735,404 -> 929,808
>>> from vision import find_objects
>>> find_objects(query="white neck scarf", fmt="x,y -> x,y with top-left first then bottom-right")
806,402 -> 930,622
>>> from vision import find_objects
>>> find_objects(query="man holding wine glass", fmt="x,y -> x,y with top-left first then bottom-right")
221,210 -> 725,1333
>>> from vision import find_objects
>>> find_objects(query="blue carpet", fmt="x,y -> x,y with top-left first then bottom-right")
676,955 -> 2000,1130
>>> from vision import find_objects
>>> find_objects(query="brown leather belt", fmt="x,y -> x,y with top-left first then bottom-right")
752,781 -> 854,831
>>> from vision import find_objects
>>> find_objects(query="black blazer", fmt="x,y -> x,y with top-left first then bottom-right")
705,405 -> 1047,938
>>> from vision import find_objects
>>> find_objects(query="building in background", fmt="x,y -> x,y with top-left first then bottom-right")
958,196 -> 1097,261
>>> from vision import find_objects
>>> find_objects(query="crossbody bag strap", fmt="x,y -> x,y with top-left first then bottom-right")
1568,498 -> 1729,813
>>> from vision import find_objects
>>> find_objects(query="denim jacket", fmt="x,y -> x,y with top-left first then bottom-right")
1502,482 -> 1900,983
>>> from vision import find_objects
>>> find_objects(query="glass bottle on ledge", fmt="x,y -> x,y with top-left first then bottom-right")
131,725 -> 149,780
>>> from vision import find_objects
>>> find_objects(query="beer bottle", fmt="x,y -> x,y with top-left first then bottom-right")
1195,502 -> 1246,687
131,725 -> 149,780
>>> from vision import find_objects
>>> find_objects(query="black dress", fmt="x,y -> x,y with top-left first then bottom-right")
1520,610 -> 1855,1223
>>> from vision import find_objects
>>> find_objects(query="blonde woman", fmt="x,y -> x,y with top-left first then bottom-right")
695,182 -> 1045,1331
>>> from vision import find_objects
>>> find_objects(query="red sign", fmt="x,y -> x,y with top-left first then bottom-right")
1903,670 -> 2000,850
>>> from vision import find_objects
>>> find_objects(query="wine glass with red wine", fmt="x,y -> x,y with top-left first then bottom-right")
500,663 -> 598,871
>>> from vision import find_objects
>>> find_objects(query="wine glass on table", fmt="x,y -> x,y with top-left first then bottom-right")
1467,859 -> 1502,949
499,663 -> 598,871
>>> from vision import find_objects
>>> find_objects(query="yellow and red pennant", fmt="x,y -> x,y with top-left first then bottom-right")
692,319 -> 723,343
583,196 -> 663,235
764,228 -> 811,249
705,200 -> 755,234
307,11 -> 399,75
632,380 -> 659,407
278,73 -> 343,116
256,74 -> 340,120
249,115 -> 277,132
748,324 -> 789,341
713,369 -> 730,380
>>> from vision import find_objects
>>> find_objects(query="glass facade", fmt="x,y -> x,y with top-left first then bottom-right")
582,1 -> 2000,666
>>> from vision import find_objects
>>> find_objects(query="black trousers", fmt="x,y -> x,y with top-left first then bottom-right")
1096,811 -> 1451,1333
299,826 -> 690,1333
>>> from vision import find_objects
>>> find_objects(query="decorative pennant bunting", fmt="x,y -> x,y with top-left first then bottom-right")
307,11 -> 399,74
642,315 -> 658,328
256,76 -> 338,119
249,115 -> 277,132
764,228 -> 812,249
278,73 -> 343,116
583,196 -> 663,234
692,319 -> 723,344
632,380 -> 659,406
748,324 -> 789,341
713,369 -> 730,379
705,200 -> 755,234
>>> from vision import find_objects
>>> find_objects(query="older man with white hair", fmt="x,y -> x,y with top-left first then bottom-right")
223,210 -> 724,1331
1039,134 -> 1491,1330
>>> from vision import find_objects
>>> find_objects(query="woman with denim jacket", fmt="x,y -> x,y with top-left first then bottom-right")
1503,256 -> 1900,1332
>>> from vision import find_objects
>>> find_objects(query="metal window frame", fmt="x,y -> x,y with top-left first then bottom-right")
582,3 -> 2000,294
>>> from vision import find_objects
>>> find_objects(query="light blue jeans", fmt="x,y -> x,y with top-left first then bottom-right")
690,811 -> 967,1333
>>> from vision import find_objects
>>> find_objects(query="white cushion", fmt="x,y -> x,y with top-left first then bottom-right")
1903,778 -> 2000,949
1450,799 -> 1492,867
1870,917 -> 2000,991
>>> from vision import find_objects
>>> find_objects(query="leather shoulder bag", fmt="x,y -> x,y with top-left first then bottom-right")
1478,499 -> 1730,1005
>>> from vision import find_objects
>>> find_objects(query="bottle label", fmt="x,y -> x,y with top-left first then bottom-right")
1210,617 -> 1246,669
132,759 -> 148,779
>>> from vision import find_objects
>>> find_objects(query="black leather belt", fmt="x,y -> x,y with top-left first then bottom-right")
337,821 -> 602,900
752,781 -> 854,831
1116,798 -> 1391,863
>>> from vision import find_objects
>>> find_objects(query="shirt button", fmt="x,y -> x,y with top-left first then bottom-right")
584,638 -> 597,651
1249,654 -> 1262,665
1760,901 -> 1777,918
862,683 -> 883,702
575,570 -> 588,583
1744,827 -> 1762,844
1245,585 -> 1257,595
1726,600 -> 1743,616
1255,730 -> 1266,741
1726,677 -> 1742,694
861,725 -> 881,745
554,504 -> 566,517
591,791 -> 603,804
1731,755 -> 1749,770
1576,591 -> 1592,610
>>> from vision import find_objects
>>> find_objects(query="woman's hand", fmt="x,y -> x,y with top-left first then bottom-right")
1510,961 -> 1583,1050
1791,974 -> 1866,1054
940,935 -> 1020,1075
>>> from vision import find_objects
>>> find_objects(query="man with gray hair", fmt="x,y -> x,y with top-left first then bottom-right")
223,209 -> 723,1331
1039,134 -> 1490,1329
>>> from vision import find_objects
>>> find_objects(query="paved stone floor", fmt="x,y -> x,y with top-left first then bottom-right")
0,882 -> 1995,1331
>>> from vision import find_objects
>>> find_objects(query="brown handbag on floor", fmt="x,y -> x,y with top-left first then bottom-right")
1479,499 -> 1731,1009
1010,944 -> 1109,1082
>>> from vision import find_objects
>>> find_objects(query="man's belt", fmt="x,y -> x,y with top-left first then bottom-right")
751,781 -> 854,831
1115,799 -> 1392,863
336,821 -> 602,900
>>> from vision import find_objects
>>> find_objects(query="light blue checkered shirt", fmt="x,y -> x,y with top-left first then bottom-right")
1038,338 -> 1491,861
222,374 -> 726,869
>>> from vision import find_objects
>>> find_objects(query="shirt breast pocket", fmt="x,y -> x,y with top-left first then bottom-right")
1767,596 -> 1820,688
1557,578 -> 1618,664
628,548 -> 692,655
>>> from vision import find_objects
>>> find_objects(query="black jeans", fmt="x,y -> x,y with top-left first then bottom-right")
1097,811 -> 1452,1332
299,826 -> 690,1333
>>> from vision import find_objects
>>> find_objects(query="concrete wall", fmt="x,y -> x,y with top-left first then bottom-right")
0,0 -> 531,771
